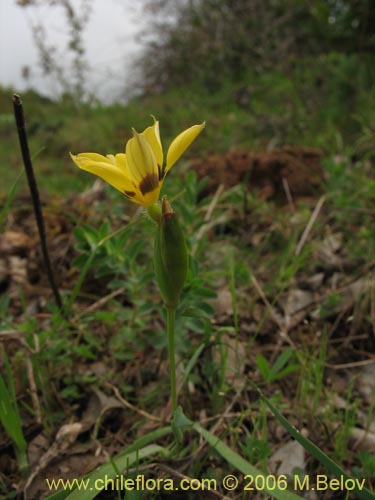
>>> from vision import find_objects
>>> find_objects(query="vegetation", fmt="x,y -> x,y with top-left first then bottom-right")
0,0 -> 374,498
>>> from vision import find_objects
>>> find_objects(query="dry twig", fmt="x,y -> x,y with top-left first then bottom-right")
295,194 -> 326,256
12,94 -> 63,311
108,383 -> 163,423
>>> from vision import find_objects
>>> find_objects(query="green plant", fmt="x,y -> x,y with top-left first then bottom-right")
2,43 -> 375,498
334,382 -> 358,465
297,329 -> 328,416
0,351 -> 28,475
354,452 -> 375,482
256,349 -> 300,384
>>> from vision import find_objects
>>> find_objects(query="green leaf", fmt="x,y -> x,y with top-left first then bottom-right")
269,349 -> 293,381
0,352 -> 28,474
193,422 -> 305,500
258,390 -> 375,500
172,406 -> 193,443
45,427 -> 172,500
256,354 -> 270,381
272,364 -> 300,381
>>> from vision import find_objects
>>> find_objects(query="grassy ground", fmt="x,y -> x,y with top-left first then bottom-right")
0,53 -> 375,499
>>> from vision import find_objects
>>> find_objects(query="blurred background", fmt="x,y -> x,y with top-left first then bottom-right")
1,0 -> 144,102
0,0 -> 374,194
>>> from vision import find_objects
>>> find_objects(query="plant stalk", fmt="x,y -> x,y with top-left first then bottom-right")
166,306 -> 177,412
12,94 -> 63,311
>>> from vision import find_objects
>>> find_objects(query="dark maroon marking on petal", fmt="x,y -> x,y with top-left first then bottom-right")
124,190 -> 136,198
139,173 -> 159,195
157,164 -> 162,180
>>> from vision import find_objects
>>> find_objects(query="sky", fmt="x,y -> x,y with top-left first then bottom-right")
0,0 -> 145,102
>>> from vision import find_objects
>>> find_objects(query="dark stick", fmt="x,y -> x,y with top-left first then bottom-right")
12,94 -> 63,311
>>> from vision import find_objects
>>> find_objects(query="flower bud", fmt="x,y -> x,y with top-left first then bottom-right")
154,197 -> 188,309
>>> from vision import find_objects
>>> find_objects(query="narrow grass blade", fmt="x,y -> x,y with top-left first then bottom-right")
180,341 -> 205,390
65,250 -> 96,312
0,147 -> 43,228
0,374 -> 27,450
44,427 -> 172,500
0,169 -> 23,227
67,445 -> 169,500
258,391 -> 375,500
0,353 -> 28,474
193,422 -> 305,500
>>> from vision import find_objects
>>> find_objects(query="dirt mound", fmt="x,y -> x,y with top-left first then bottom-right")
190,146 -> 324,201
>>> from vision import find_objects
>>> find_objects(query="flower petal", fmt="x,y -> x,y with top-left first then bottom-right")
142,117 -> 163,168
114,153 -> 132,176
70,152 -> 134,194
165,122 -> 205,174
137,187 -> 161,206
126,129 -> 159,183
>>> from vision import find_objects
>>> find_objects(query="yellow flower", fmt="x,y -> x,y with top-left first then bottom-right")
70,117 -> 205,206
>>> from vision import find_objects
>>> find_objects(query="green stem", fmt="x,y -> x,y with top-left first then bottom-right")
16,447 -> 29,477
166,306 -> 177,412
147,203 -> 162,224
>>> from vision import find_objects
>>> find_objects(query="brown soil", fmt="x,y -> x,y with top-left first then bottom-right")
190,146 -> 324,201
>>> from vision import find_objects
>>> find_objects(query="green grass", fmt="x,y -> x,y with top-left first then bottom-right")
0,351 -> 28,475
